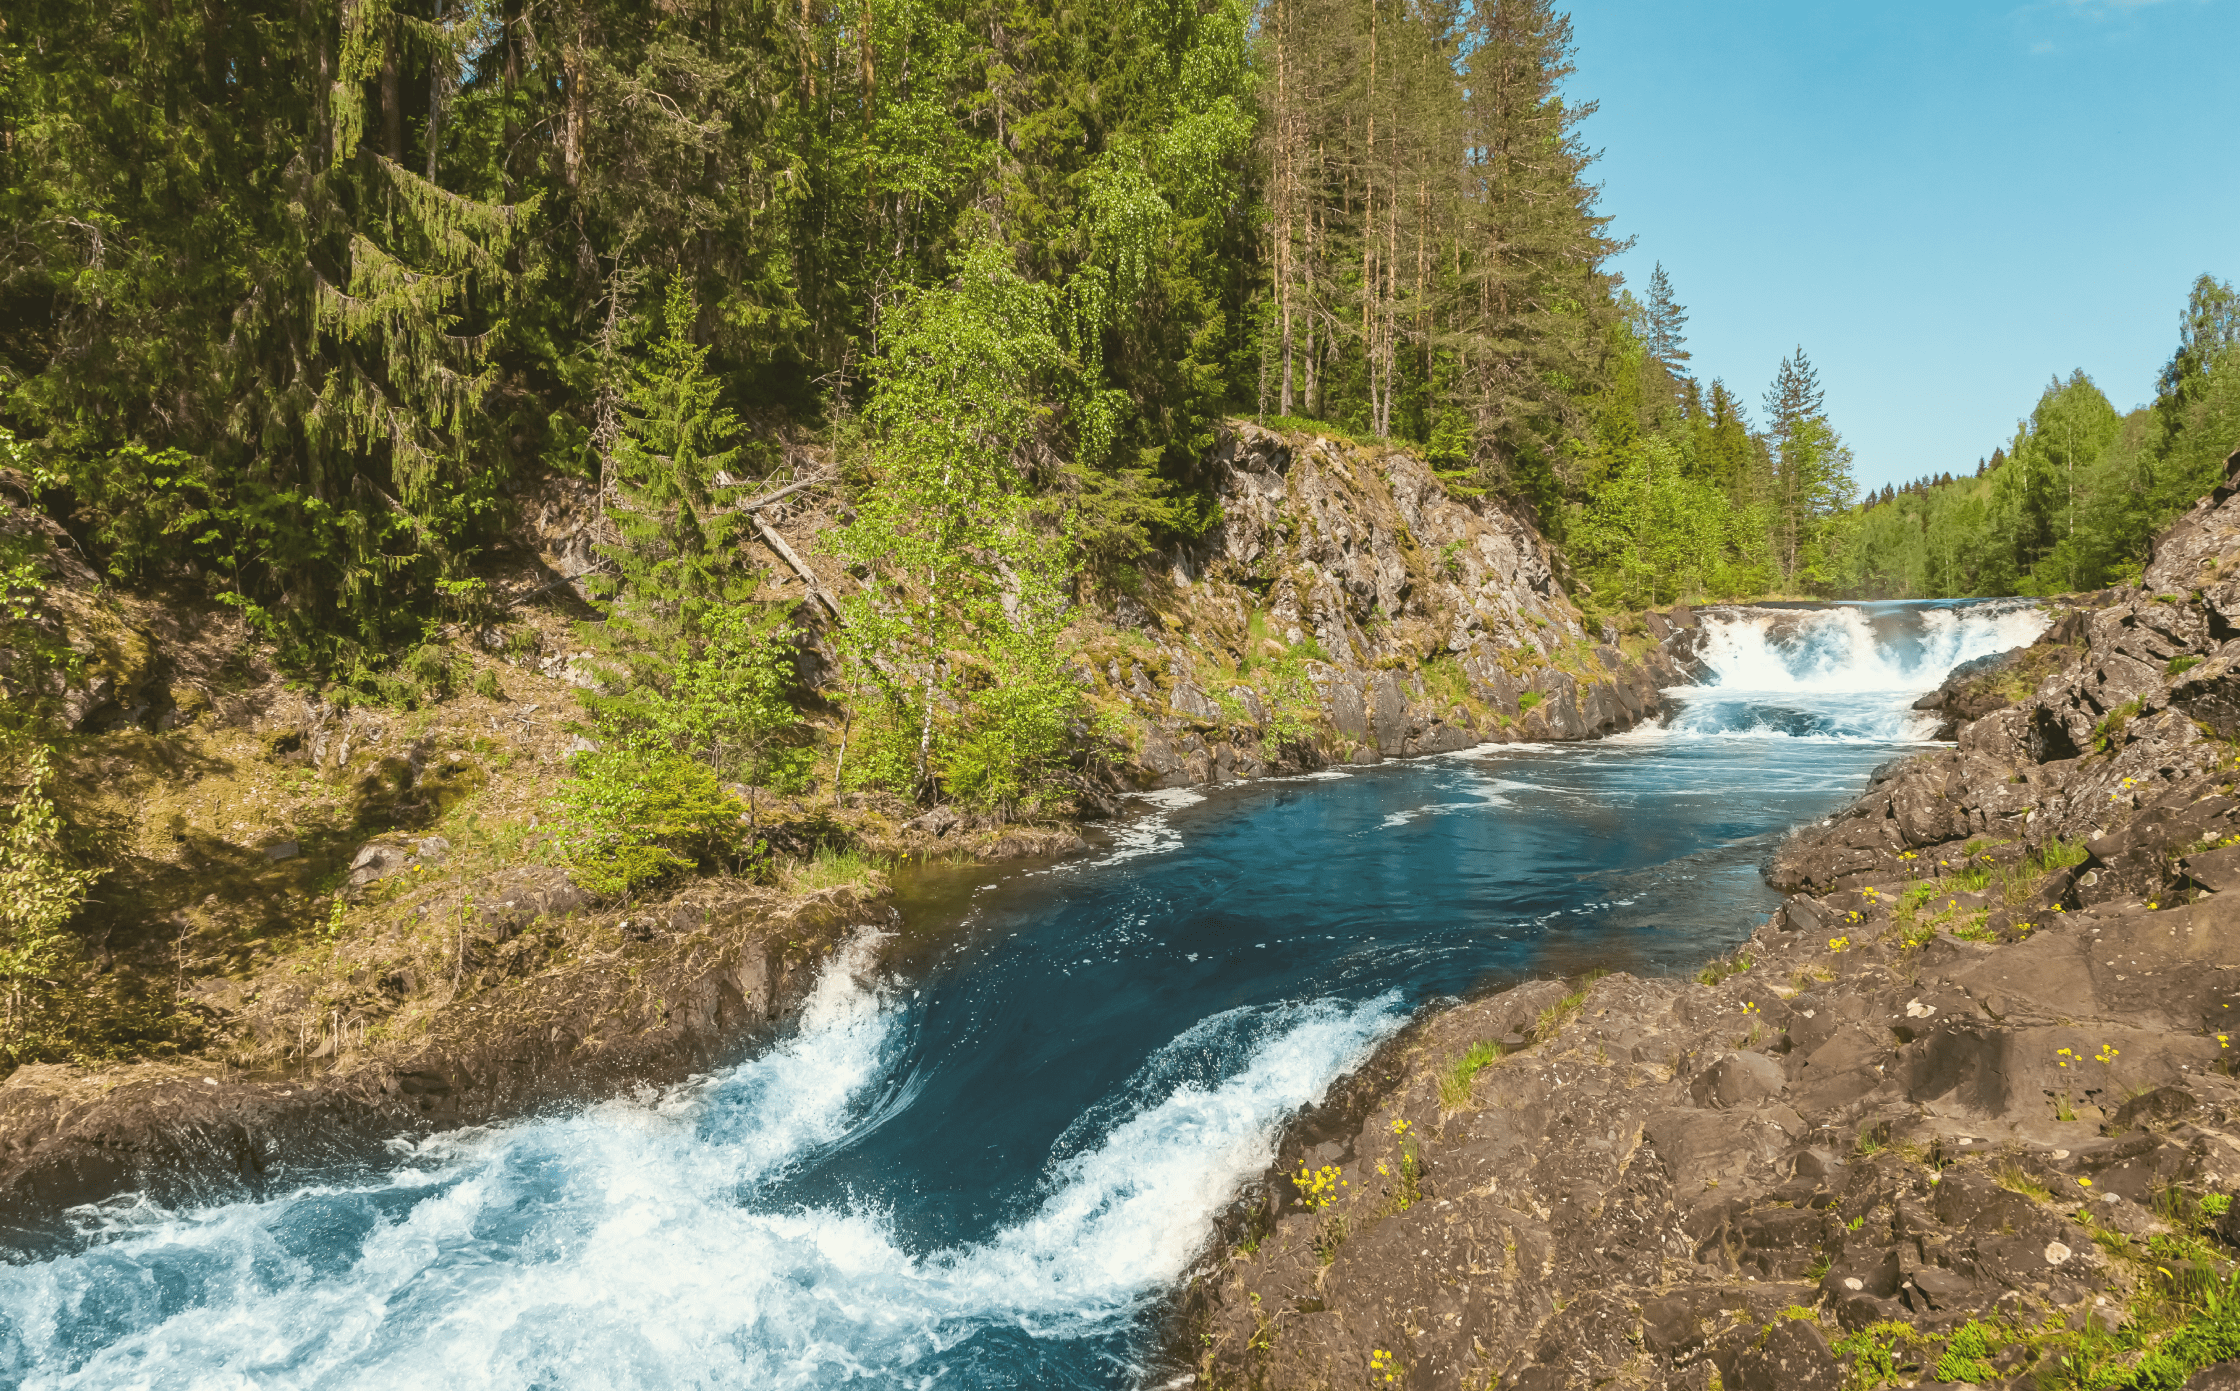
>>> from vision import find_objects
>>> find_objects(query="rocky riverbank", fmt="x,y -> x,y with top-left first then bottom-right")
1178,448 -> 2240,1390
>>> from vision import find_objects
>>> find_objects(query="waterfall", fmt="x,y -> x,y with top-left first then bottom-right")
1644,599 -> 2050,743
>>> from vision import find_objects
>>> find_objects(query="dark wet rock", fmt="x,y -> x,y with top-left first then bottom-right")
2172,652 -> 2240,739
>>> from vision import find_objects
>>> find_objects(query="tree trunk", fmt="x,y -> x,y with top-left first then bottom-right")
380,31 -> 402,161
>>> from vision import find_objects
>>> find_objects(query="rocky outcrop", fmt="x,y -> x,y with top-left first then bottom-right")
1091,424 -> 1698,789
1177,448 -> 2240,1390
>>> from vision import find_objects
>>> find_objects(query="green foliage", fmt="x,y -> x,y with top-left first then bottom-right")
1933,1319 -> 2007,1384
644,603 -> 809,792
549,735 -> 750,898
0,742 -> 104,1060
1568,346 -> 1781,606
551,595 -> 805,896
1831,1319 -> 1931,1390
833,245 -> 1082,811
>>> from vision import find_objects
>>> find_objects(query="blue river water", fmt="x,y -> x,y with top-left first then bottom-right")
0,601 -> 2045,1389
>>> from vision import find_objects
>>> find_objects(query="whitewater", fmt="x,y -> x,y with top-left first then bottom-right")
0,599 -> 2047,1389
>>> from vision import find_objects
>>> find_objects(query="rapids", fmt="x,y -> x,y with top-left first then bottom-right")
0,600 -> 2047,1389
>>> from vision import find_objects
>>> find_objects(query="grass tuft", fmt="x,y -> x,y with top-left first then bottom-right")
777,844 -> 887,895
1440,1039 -> 1504,1109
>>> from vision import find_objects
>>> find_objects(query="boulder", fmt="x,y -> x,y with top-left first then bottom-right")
2172,653 -> 2240,740
1690,1052 -> 1787,1111
345,842 -> 412,889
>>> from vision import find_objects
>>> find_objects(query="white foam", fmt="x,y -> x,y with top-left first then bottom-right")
1088,788 -> 1207,867
1630,601 -> 2051,745
0,955 -> 1401,1391
1376,772 -> 1514,828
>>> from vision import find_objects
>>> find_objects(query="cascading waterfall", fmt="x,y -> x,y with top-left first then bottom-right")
1651,598 -> 2050,743
0,598 -> 2047,1390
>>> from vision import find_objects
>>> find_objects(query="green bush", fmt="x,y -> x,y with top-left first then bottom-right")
550,735 -> 750,897
0,742 -> 105,1061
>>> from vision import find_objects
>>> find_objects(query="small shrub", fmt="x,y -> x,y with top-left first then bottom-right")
0,743 -> 106,1061
550,734 -> 750,896
1314,1213 -> 1348,1265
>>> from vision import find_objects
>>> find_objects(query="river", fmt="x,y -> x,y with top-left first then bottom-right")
0,600 -> 2046,1389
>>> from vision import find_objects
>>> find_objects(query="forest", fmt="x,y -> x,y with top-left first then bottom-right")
0,0 -> 2231,822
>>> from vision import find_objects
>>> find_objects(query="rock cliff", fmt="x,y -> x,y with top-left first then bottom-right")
1084,423 -> 1698,792
1179,447 -> 2240,1391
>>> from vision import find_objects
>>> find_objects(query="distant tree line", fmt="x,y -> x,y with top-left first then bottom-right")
1836,275 -> 2240,599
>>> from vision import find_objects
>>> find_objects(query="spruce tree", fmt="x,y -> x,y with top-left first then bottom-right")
1762,348 -> 1852,587
587,279 -> 758,699
1645,262 -> 1690,369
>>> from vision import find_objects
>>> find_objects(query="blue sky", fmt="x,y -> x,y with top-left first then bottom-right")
1568,0 -> 2240,493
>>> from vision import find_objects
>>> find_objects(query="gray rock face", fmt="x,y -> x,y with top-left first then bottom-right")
1099,424 -> 1692,792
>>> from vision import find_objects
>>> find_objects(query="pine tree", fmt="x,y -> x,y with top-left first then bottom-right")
1449,0 -> 1625,508
1645,262 -> 1690,369
588,279 -> 759,697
